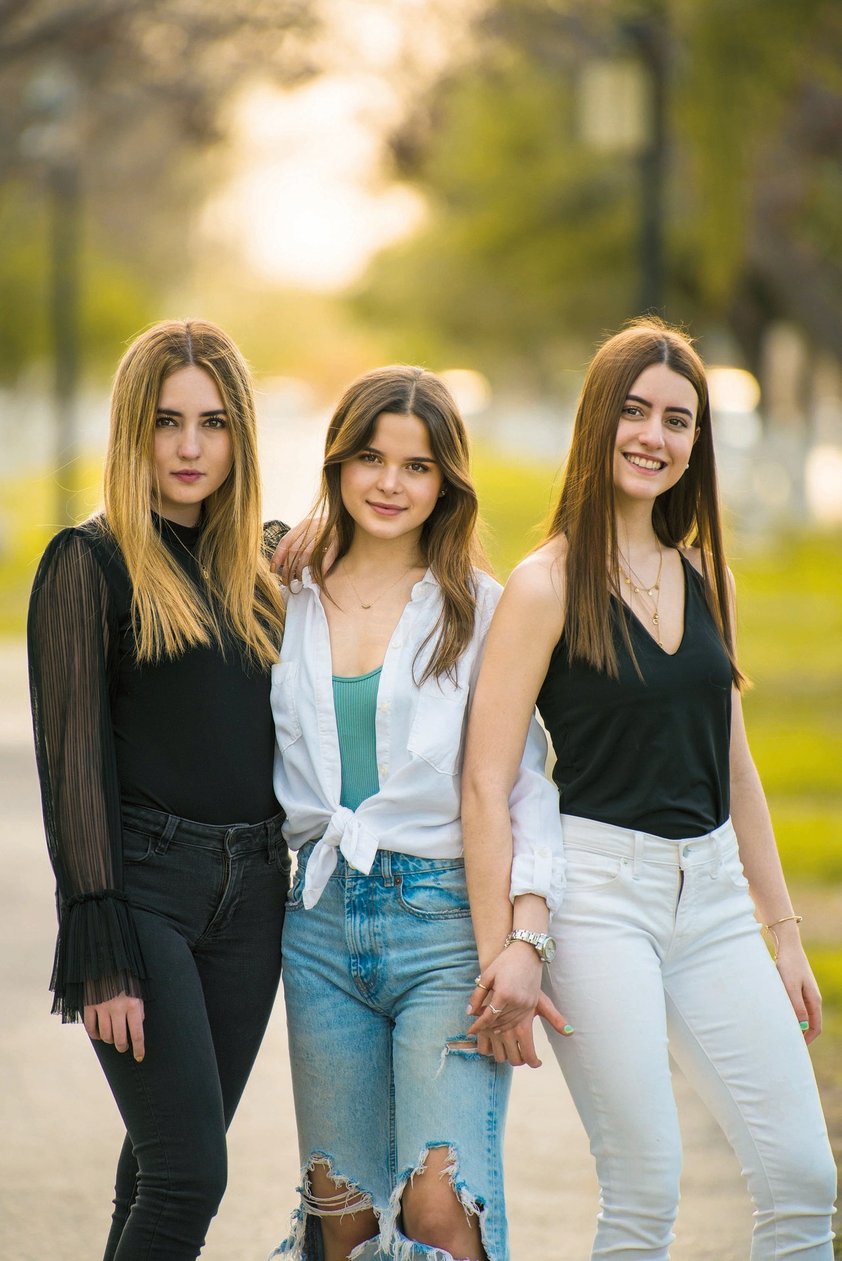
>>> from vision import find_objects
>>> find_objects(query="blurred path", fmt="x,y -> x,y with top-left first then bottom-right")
0,640 -> 753,1260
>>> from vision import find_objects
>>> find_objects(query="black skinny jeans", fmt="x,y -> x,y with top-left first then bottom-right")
93,805 -> 289,1261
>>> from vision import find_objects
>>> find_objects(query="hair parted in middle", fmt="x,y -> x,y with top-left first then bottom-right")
546,315 -> 744,687
308,364 -> 490,682
103,318 -> 284,665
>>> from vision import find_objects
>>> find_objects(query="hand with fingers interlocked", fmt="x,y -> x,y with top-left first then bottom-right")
466,943 -> 573,1068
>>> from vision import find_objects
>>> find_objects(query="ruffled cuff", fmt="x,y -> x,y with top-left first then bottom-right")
50,889 -> 147,1023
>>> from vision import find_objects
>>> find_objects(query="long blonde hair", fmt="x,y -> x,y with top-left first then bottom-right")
308,365 -> 490,682
546,317 -> 744,687
102,319 -> 284,665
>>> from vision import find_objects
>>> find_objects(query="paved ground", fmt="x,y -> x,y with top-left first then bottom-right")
0,640 -> 760,1260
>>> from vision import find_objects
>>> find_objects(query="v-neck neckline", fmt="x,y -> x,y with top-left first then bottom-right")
617,550 -> 689,658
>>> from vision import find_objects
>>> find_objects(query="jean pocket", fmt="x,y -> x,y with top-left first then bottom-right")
284,856 -> 309,910
406,677 -> 466,776
563,847 -> 625,892
271,659 -> 303,752
121,828 -> 154,865
396,866 -> 471,919
723,848 -> 750,890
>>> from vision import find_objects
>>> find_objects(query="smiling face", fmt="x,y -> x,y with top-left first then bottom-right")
612,362 -> 700,506
153,365 -> 234,526
339,410 -> 444,548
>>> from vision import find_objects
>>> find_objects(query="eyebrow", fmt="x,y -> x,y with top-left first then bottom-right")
156,408 -> 228,417
362,445 -> 438,462
625,393 -> 695,419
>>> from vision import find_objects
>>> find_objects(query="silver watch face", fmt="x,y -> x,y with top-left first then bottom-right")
541,936 -> 557,962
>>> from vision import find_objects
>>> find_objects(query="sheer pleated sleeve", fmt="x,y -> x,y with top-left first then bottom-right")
28,529 -> 146,1022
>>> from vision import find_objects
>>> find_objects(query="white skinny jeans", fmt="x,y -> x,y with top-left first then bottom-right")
545,815 -> 836,1260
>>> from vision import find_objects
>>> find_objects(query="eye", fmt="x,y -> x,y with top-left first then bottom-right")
155,414 -> 177,428
407,461 -> 432,474
621,404 -> 642,418
203,415 -> 228,429
666,414 -> 690,429
359,451 -> 380,464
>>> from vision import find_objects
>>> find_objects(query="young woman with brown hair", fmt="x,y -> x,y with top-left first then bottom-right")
28,319 -> 290,1260
270,365 -> 567,1261
462,318 -> 836,1258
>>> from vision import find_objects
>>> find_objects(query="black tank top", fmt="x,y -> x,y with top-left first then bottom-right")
536,555 -> 732,838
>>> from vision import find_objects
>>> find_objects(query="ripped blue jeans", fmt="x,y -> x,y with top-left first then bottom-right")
275,843 -> 511,1261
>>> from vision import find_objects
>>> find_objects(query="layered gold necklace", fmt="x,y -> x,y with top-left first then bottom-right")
618,539 -> 663,646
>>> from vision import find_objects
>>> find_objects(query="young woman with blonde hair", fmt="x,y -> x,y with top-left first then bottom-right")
271,365 -> 567,1261
462,318 -> 836,1258
29,319 -> 290,1260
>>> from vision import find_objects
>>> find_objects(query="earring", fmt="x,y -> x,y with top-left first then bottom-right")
438,487 -> 447,498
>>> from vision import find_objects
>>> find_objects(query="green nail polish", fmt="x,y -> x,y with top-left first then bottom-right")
563,1024 -> 575,1035
799,1020 -> 810,1031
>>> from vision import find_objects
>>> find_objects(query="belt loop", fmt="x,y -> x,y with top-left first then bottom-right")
712,831 -> 723,878
155,814 -> 179,854
381,850 -> 392,884
632,832 -> 644,880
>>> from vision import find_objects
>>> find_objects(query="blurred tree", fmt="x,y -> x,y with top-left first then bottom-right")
355,0 -> 842,386
0,0 -> 318,382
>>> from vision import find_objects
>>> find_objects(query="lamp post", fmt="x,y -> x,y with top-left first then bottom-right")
22,61 -> 83,527
577,5 -> 668,315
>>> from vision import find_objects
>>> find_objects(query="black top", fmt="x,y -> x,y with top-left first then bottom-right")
537,555 -> 733,838
28,513 -> 287,1020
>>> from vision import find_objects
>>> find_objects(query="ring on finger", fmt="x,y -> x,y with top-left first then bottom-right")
474,977 -> 490,991
488,1003 -> 504,1016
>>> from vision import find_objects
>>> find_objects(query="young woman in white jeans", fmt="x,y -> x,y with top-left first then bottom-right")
461,318 -> 836,1259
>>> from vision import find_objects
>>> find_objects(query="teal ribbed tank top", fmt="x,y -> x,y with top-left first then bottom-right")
332,667 -> 382,810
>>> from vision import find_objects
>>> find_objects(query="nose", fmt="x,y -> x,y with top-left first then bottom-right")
177,424 -> 201,460
636,412 -> 666,448
376,463 -> 402,494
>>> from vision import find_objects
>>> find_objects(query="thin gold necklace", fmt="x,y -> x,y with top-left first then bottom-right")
164,521 -> 209,583
342,563 -> 416,610
618,540 -> 663,645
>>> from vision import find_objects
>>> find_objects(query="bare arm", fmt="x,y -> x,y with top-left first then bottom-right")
462,546 -> 569,1065
730,689 -> 822,1042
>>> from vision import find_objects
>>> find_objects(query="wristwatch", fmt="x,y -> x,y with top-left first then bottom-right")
504,929 -> 556,963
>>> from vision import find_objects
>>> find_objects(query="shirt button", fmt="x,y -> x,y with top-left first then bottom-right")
378,764 -> 387,776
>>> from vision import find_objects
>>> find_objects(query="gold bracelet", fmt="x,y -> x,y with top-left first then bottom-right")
765,914 -> 803,931
762,914 -> 803,961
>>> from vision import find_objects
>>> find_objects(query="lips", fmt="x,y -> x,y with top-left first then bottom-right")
623,453 -> 666,472
172,471 -> 203,483
367,500 -> 405,516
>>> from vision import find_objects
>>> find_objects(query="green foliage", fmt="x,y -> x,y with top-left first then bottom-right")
473,442 -> 561,575
0,182 -> 49,377
358,0 -> 842,375
355,37 -> 638,384
0,460 -> 103,634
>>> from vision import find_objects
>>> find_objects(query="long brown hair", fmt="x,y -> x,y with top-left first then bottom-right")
103,319 -> 284,665
546,317 -> 744,686
309,365 -> 489,681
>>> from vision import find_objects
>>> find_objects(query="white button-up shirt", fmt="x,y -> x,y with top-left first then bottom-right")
271,567 -> 564,910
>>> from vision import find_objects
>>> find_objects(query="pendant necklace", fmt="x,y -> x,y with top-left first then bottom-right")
343,563 -> 416,610
166,524 -> 209,583
618,539 -> 663,646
